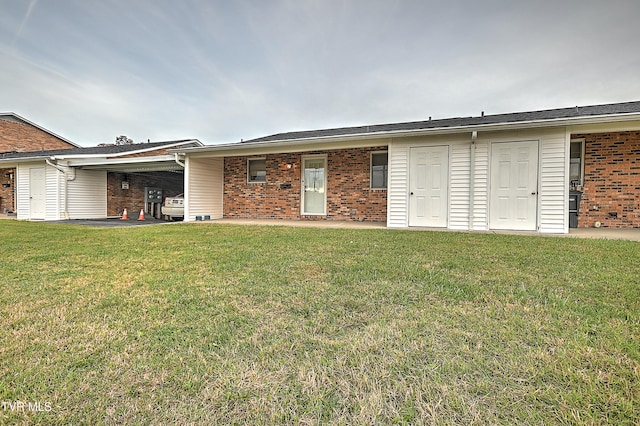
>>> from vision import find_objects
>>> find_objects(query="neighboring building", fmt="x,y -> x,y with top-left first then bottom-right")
0,140 -> 201,220
0,113 -> 79,214
175,101 -> 640,232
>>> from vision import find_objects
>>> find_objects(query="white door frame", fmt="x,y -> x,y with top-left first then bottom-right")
408,145 -> 449,227
300,154 -> 327,216
29,167 -> 46,220
488,140 -> 539,231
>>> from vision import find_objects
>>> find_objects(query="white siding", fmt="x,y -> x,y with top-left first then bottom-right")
538,137 -> 567,233
16,162 -> 61,220
449,143 -> 471,230
185,157 -> 223,221
471,142 -> 489,230
387,143 -> 409,227
45,166 -> 62,220
15,164 -> 31,220
67,168 -> 107,219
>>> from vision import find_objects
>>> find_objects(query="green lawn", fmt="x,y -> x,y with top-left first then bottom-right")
0,221 -> 638,425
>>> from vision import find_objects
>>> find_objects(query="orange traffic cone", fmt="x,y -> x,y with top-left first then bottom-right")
121,208 -> 129,220
137,209 -> 145,221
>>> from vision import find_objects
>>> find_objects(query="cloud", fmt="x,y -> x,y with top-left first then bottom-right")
1,0 -> 640,146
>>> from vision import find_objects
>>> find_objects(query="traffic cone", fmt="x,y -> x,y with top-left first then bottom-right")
137,209 -> 145,221
121,208 -> 129,220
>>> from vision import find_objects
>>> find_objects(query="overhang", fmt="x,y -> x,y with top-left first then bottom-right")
69,155 -> 184,173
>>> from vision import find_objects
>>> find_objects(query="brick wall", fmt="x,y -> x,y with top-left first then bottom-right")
224,147 -> 387,222
573,131 -> 640,228
1,118 -> 76,213
0,118 -> 75,153
0,168 -> 15,213
107,171 -> 184,217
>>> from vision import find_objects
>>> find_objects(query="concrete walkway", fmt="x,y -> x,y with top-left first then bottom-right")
3,215 -> 639,241
209,218 -> 640,241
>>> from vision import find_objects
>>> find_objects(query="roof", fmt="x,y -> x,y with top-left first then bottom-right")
175,100 -> 640,156
0,139 -> 202,160
244,101 -> 640,143
0,112 -> 81,148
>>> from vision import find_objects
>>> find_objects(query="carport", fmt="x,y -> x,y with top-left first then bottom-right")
70,156 -> 186,219
0,139 -> 201,221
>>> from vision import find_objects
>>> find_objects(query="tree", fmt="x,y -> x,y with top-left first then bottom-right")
115,135 -> 134,145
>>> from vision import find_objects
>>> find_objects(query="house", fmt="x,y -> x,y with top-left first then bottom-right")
0,113 -> 80,214
0,139 -> 202,220
175,101 -> 640,232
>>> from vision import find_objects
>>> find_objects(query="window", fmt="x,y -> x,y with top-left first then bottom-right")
248,158 -> 266,183
570,140 -> 584,187
371,151 -> 388,189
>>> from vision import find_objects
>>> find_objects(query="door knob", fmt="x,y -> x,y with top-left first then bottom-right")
410,192 -> 414,195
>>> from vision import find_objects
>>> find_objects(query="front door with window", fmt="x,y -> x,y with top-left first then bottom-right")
409,145 -> 449,227
489,140 -> 539,230
301,156 -> 326,215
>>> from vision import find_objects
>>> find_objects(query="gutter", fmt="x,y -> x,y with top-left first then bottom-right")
45,158 -> 77,220
174,153 -> 186,168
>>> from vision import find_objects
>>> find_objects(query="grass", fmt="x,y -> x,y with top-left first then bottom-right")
0,220 -> 638,425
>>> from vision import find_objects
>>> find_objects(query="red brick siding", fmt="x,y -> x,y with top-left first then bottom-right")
573,131 -> 640,228
107,171 -> 183,217
115,147 -> 174,159
0,168 -> 15,213
1,119 -> 76,212
224,147 -> 387,222
0,119 -> 75,153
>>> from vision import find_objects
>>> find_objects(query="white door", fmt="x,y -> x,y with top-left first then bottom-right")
29,167 -> 46,219
301,156 -> 326,215
409,146 -> 449,227
489,140 -> 539,230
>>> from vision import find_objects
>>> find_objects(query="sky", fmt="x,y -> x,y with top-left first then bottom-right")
1,0 -> 640,147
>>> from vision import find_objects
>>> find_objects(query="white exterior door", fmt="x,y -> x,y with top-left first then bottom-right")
301,156 -> 327,215
489,140 -> 539,230
409,146 -> 449,227
29,167 -> 46,219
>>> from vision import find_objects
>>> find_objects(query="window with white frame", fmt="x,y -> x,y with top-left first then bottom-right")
570,140 -> 584,186
248,158 -> 266,183
371,151 -> 388,189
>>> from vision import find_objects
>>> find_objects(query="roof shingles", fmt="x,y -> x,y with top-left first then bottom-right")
243,101 -> 640,143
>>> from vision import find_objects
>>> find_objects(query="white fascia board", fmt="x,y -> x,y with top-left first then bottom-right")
179,137 -> 392,158
0,156 -> 49,166
176,112 -> 640,157
53,140 -> 202,160
67,155 -> 176,167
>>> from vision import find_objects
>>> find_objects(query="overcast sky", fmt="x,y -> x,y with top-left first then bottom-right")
1,0 -> 639,146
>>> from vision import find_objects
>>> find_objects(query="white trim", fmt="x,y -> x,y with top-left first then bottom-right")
301,154 -> 328,216
569,138 -> 586,187
370,150 -> 388,190
247,157 -> 267,184
52,140 -> 202,159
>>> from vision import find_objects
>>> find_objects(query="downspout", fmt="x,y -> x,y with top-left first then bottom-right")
174,153 -> 187,220
174,153 -> 186,168
46,158 -> 77,220
469,131 -> 477,230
